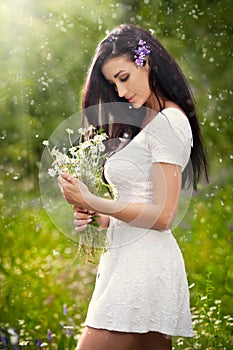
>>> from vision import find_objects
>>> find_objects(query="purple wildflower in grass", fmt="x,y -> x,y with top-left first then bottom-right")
1,332 -> 8,349
60,322 -> 74,338
35,339 -> 42,349
63,325 -> 74,337
63,303 -> 67,316
67,325 -> 73,337
47,329 -> 52,344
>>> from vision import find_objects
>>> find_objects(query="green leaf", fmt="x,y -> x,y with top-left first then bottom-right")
58,334 -> 67,350
68,335 -> 77,349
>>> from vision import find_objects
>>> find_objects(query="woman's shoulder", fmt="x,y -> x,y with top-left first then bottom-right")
151,107 -> 191,131
159,106 -> 187,121
147,107 -> 193,146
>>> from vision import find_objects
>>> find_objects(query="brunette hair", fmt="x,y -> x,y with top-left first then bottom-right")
82,24 -> 209,189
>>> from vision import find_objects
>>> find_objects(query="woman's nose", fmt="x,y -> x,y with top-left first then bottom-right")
117,84 -> 128,98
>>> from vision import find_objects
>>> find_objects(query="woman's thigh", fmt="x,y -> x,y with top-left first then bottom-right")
134,331 -> 172,350
76,326 -> 140,350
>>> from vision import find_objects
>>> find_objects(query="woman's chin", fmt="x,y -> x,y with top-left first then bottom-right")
131,102 -> 142,109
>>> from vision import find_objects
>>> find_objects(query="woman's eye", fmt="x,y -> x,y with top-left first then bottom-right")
120,75 -> 129,82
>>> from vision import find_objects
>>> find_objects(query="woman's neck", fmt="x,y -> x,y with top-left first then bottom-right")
141,93 -> 163,128
145,92 -> 163,112
142,96 -> 183,129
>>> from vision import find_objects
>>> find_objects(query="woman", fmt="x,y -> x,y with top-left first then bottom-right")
58,24 -> 209,350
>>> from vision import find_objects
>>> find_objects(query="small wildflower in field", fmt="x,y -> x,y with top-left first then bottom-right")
176,337 -> 184,346
19,340 -> 29,346
18,320 -> 24,326
63,303 -> 68,316
8,328 -> 19,346
52,249 -> 59,256
47,329 -> 52,343
40,342 -> 49,347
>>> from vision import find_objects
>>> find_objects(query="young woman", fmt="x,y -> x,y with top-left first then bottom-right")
58,24 -> 209,350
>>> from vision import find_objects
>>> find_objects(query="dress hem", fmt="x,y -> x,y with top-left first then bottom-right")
85,322 -> 194,338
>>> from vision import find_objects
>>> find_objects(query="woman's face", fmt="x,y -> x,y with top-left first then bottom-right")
102,55 -> 153,109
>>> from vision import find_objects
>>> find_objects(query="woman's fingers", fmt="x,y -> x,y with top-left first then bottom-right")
74,219 -> 91,232
72,205 -> 97,232
73,211 -> 95,220
57,175 -> 90,207
72,205 -> 87,213
75,224 -> 88,232
60,173 -> 76,183
73,211 -> 89,220
73,206 -> 96,216
73,209 -> 93,232
74,217 -> 92,227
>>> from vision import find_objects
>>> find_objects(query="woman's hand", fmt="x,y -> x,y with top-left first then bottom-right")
73,206 -> 110,232
73,206 -> 94,232
57,173 -> 91,209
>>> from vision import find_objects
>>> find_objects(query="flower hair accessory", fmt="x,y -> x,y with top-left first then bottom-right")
134,39 -> 151,67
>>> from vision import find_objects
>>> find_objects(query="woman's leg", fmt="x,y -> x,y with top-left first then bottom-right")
76,326 -> 140,350
133,331 -> 172,350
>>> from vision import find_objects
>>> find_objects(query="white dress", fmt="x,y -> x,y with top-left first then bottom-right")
85,108 -> 194,337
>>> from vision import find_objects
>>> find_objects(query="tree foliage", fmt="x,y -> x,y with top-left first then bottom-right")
0,0 -> 232,188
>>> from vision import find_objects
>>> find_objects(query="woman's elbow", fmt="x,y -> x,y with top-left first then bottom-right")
154,211 -> 176,230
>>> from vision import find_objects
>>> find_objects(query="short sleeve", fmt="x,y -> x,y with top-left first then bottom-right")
146,108 -> 193,171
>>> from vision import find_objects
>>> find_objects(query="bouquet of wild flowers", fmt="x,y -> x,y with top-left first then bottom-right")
43,125 -> 115,254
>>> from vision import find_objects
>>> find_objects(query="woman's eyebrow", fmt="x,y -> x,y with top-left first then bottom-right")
114,70 -> 126,78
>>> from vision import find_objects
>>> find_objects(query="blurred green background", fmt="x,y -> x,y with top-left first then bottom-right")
0,0 -> 232,348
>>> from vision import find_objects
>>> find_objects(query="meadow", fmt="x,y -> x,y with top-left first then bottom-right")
0,169 -> 232,349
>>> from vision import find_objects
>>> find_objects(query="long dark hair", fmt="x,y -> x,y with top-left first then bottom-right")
82,24 -> 209,189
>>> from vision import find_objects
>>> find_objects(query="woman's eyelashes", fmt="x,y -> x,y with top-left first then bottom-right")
111,75 -> 129,91
120,74 -> 129,82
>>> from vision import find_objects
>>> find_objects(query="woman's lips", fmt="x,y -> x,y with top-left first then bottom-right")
127,94 -> 136,103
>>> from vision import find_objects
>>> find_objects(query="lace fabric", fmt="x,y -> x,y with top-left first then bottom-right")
85,108 -> 194,336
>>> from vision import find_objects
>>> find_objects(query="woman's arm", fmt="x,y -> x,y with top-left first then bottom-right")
58,162 -> 181,230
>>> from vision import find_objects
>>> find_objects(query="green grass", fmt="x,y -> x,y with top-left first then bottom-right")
173,274 -> 233,349
0,197 -> 96,348
0,172 -> 233,349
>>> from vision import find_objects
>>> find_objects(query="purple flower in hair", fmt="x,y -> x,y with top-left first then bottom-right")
134,39 -> 151,67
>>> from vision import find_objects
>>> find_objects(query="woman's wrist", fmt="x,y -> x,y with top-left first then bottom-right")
95,213 -> 110,230
86,191 -> 120,216
86,191 -> 108,213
